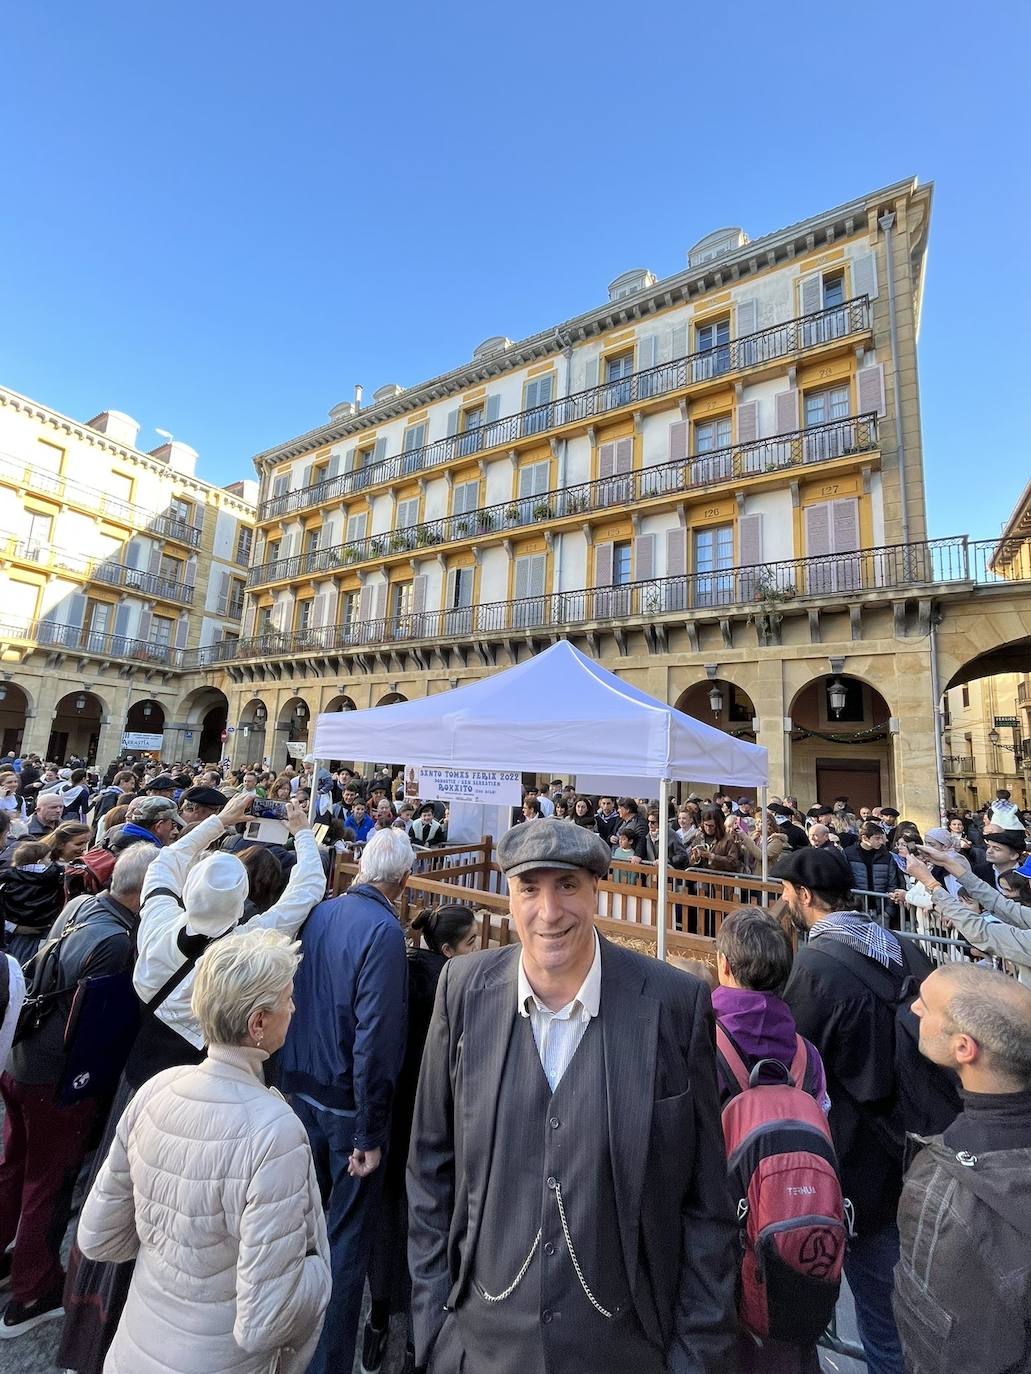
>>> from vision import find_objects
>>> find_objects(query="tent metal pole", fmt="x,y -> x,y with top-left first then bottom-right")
760,786 -> 769,883
308,761 -> 323,826
656,778 -> 671,962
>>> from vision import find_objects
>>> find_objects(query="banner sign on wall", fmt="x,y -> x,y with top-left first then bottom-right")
405,765 -> 521,806
285,741 -> 309,759
121,732 -> 164,751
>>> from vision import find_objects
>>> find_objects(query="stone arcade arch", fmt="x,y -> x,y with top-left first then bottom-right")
0,680 -> 31,757
673,679 -> 758,801
788,673 -> 893,810
48,689 -> 107,765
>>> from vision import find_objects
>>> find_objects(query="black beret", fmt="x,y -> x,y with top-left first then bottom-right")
181,785 -> 227,810
771,845 -> 852,894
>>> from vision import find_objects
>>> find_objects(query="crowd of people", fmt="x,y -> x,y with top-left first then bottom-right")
0,744 -> 1027,1373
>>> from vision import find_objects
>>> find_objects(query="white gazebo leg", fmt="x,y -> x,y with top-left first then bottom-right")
656,777 -> 671,962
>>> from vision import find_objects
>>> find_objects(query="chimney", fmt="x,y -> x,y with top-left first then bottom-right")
87,410 -> 140,448
354,383 -> 363,412
149,440 -> 199,478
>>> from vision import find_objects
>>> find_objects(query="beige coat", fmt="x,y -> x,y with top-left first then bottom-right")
78,1045 -> 330,1374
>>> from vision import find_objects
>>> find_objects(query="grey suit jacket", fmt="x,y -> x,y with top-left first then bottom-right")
406,935 -> 737,1373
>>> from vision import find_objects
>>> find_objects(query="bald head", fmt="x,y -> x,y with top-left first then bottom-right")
809,824 -> 832,847
916,963 -> 1031,1091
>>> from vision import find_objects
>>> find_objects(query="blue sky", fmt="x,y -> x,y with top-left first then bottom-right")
2,1 -> 1027,540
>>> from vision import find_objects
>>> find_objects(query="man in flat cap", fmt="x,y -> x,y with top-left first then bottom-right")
408,818 -> 736,1374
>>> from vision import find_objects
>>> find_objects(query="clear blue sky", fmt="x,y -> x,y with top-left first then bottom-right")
2,1 -> 1027,541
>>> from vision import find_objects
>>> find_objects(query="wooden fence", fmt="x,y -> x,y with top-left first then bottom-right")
329,837 -> 784,969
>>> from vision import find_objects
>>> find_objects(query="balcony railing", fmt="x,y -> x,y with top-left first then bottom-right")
942,755 -> 975,775
0,531 -> 194,603
189,535 -> 1031,668
248,413 -> 879,587
0,453 -> 205,547
0,618 -> 179,666
150,513 -> 204,547
257,296 -> 872,521
216,594 -> 246,619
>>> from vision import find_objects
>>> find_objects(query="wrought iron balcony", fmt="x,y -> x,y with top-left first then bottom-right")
194,535 -> 1029,669
257,296 -> 872,522
150,513 -> 204,547
90,563 -> 195,604
0,531 -> 194,603
247,413 -> 879,588
0,617 -> 180,666
942,755 -> 975,775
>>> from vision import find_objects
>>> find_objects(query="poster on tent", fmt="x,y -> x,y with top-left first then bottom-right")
406,765 -> 521,806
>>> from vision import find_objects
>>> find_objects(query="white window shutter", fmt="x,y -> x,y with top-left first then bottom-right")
598,442 -> 616,478
324,586 -> 339,626
737,401 -> 759,445
736,299 -> 757,337
635,533 -> 656,581
775,389 -> 799,434
529,554 -> 546,598
175,615 -> 189,649
148,543 -> 162,574
668,420 -> 689,463
412,575 -> 427,615
857,363 -> 886,418
242,603 -> 255,637
373,582 -> 387,622
446,409 -> 460,437
113,603 -> 131,639
358,584 -> 373,621
671,324 -> 688,359
65,591 -> 87,629
344,446 -> 357,472
583,358 -> 599,391
514,558 -> 531,600
852,251 -> 879,301
219,571 -> 230,605
804,502 -> 832,557
739,512 -> 764,566
801,273 -> 823,315
302,465 -> 313,489
373,437 -> 388,463
124,538 -> 141,569
666,528 -> 686,577
614,437 -> 633,474
831,498 -> 860,552
138,608 -> 152,642
185,556 -> 197,586
595,542 -> 614,585
638,335 -> 658,370
327,452 -> 342,478
485,393 -> 501,424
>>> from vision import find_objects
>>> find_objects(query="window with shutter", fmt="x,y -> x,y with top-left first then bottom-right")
513,554 -> 547,628
738,513 -> 764,599
852,251 -> 879,302
692,417 -> 733,485
396,497 -> 420,530
775,389 -> 799,435
694,525 -> 734,608
402,423 -> 426,453
637,337 -> 659,398
358,584 -> 373,625
804,497 -> 861,594
372,436 -> 389,465
485,392 -> 501,426
693,318 -> 730,381
583,357 -> 599,393
804,384 -> 852,461
669,420 -> 689,465
444,566 -> 474,635
446,409 -> 460,438
635,533 -> 656,582
736,400 -> 759,459
736,299 -> 759,367
272,473 -> 289,499
857,363 -> 886,419
800,274 -> 823,317
516,462 -> 552,521
346,512 -> 368,545
523,374 -> 555,435
411,575 -> 427,625
670,324 -> 688,362
452,480 -> 479,518
373,582 -> 387,625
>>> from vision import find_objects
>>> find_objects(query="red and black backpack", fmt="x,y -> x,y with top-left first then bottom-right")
716,1024 -> 850,1345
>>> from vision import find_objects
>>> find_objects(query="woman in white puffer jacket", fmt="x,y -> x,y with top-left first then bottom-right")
77,929 -> 330,1374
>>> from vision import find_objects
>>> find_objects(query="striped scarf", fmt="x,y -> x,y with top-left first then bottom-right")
810,911 -> 904,969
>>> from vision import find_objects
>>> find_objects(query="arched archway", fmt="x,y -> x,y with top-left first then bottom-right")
49,690 -> 106,765
175,686 -> 229,763
323,694 -> 357,713
673,679 -> 758,801
0,681 -> 30,757
276,696 -> 310,772
237,697 -> 270,769
939,646 -> 1030,812
788,674 -> 892,810
376,692 -> 407,707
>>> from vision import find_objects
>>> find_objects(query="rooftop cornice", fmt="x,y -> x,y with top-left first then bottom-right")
252,176 -> 926,471
0,383 -> 254,507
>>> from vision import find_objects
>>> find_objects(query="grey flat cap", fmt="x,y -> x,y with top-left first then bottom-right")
498,818 -> 611,879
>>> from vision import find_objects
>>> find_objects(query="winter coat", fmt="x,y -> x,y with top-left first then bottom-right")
277,882 -> 408,1151
894,1135 -> 1031,1374
133,815 -> 326,1053
710,985 -> 829,1110
848,843 -> 895,895
78,1044 -> 331,1374
0,862 -> 65,938
644,825 -> 691,869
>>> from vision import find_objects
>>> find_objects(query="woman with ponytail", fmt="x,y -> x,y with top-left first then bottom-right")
362,904 -> 478,1373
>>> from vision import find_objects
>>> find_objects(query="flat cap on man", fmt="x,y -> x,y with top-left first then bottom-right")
498,817 -> 612,879
132,796 -> 182,825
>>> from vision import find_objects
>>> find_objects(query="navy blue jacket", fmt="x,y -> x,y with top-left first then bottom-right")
278,882 -> 407,1151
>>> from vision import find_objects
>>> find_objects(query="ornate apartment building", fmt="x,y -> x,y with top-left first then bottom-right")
4,177 -> 1028,823
0,385 -> 255,763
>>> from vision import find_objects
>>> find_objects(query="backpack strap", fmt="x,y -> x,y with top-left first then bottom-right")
142,886 -> 185,909
789,1033 -> 809,1089
715,1023 -> 751,1099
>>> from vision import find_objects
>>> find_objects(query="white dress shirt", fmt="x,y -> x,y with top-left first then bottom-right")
517,931 -> 602,1092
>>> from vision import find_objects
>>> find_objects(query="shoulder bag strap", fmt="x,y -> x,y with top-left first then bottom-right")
789,1033 -> 810,1089
714,1022 -> 751,1098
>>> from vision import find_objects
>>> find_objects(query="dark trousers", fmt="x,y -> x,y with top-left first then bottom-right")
0,1072 -> 99,1303
293,1094 -> 386,1374
845,1223 -> 905,1374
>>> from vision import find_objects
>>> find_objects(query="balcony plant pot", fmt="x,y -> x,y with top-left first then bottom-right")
478,513 -> 495,532
505,506 -> 520,524
532,502 -> 553,521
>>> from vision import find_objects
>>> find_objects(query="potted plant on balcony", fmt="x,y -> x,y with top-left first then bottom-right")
505,504 -> 520,524
369,538 -> 384,557
746,570 -> 795,644
477,512 -> 495,532
389,533 -> 410,553
455,519 -> 470,537
532,500 -> 553,521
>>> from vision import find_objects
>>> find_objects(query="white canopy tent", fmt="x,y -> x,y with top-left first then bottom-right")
312,641 -> 769,957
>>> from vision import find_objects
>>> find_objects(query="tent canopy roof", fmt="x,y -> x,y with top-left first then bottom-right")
312,641 -> 767,787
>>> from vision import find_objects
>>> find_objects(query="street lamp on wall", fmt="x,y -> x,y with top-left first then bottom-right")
254,704 -> 267,722
708,684 -> 724,717
294,702 -> 307,718
827,679 -> 848,718
74,694 -> 87,712
988,728 -> 1001,748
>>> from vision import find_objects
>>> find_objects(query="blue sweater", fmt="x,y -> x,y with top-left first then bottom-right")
278,882 -> 408,1151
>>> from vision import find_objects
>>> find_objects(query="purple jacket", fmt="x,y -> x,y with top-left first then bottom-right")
711,985 -> 830,1112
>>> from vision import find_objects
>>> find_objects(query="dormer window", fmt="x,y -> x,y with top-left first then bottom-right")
687,227 -> 749,269
608,269 -> 656,302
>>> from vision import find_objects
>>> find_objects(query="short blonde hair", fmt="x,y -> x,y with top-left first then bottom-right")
191,928 -> 301,1047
